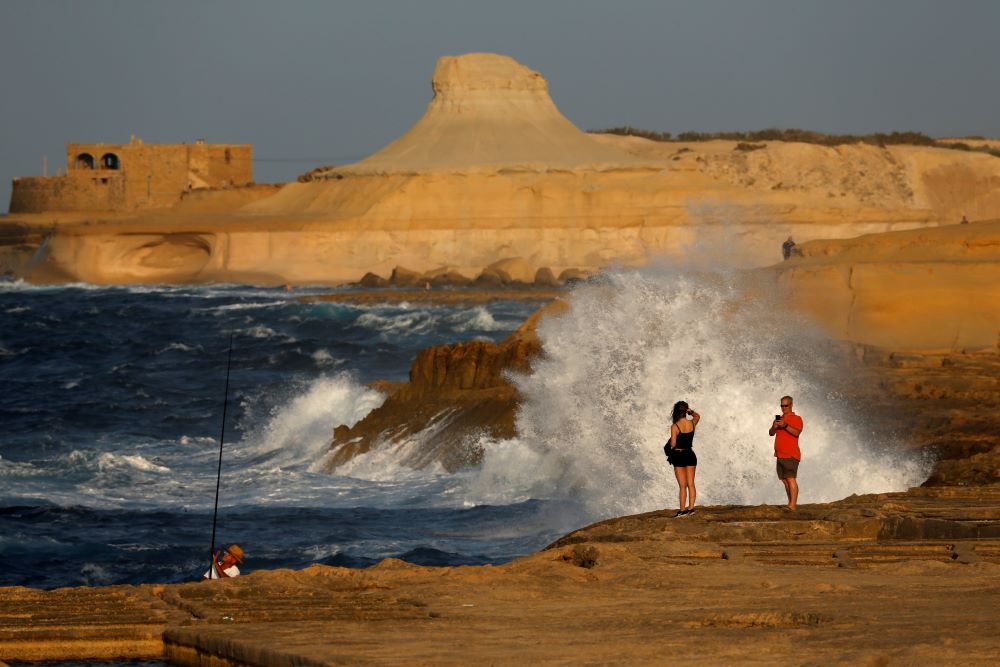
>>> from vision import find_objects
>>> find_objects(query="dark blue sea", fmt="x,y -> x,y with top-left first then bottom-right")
0,282 -> 573,589
1,271 -> 930,591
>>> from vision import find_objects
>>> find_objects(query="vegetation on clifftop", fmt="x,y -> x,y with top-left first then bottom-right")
594,126 -> 1000,157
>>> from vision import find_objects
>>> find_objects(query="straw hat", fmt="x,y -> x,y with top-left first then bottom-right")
226,544 -> 245,563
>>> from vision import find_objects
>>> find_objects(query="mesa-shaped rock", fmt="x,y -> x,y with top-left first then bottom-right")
323,53 -> 640,174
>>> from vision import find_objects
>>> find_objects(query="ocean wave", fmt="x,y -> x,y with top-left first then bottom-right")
462,267 -> 929,520
355,310 -> 436,338
243,324 -> 296,341
0,344 -> 29,358
201,301 -> 287,313
240,373 -> 386,469
311,349 -> 343,367
179,435 -> 218,446
447,306 -> 504,332
153,341 -> 203,355
96,453 -> 171,474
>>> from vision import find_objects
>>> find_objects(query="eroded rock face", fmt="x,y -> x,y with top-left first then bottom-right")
323,300 -> 570,473
765,220 -> 1000,349
318,53 -> 640,175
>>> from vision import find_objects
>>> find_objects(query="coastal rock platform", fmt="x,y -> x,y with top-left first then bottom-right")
3,486 -> 999,665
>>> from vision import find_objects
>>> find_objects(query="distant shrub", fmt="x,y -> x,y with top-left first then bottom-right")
734,142 -> 767,152
592,126 -> 998,158
599,126 -> 672,142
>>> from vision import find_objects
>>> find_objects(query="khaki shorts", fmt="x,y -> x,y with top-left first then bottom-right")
776,457 -> 799,480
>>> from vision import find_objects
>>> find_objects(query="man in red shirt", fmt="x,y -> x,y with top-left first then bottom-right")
768,395 -> 803,510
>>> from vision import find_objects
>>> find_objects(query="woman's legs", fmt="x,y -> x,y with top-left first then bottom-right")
684,466 -> 697,510
674,466 -> 688,509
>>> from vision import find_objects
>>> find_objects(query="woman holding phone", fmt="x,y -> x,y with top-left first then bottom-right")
666,400 -> 700,516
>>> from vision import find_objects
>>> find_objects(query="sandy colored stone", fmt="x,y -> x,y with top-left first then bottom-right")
764,219 -> 1000,349
3,487 -> 1000,665
3,54 -> 999,286
323,299 -> 569,472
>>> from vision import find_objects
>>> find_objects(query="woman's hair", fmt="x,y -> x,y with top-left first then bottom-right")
671,401 -> 689,424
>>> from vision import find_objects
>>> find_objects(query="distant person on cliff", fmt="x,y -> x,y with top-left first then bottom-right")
782,236 -> 797,260
960,214 -> 969,225
769,396 -> 803,510
665,401 -> 700,516
202,544 -> 245,580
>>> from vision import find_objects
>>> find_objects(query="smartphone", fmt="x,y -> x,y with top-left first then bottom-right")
775,415 -> 782,421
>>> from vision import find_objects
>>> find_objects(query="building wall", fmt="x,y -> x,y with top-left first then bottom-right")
9,173 -> 125,213
9,140 -> 252,214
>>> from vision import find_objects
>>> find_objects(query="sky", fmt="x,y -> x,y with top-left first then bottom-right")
2,0 -> 999,212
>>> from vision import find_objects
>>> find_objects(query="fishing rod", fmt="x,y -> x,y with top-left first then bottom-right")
208,332 -> 234,579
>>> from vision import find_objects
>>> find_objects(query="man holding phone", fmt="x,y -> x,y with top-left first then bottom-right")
768,395 -> 803,510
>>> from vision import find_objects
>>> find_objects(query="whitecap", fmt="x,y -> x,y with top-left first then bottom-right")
448,306 -> 503,332
153,341 -> 201,355
96,453 -> 171,474
311,349 -> 342,367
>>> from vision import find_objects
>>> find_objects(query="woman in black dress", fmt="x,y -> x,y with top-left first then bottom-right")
667,400 -> 700,516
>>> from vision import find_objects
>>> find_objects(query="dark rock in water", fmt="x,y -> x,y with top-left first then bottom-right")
533,267 -> 560,287
324,300 -> 570,473
359,272 -> 390,288
473,270 -> 505,287
558,268 -> 589,284
430,271 -> 471,287
391,266 -> 423,287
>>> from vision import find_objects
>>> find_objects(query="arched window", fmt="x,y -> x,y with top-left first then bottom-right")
76,153 -> 95,170
101,153 -> 121,170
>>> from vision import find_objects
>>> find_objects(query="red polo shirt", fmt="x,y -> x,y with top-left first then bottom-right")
773,412 -> 803,460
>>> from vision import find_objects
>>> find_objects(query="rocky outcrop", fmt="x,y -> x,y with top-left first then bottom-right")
312,53 -> 641,175
323,300 -> 570,473
764,219 -> 1000,350
5,486 -> 1000,665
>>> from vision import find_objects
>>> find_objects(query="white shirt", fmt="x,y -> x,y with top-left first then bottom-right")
203,563 -> 240,579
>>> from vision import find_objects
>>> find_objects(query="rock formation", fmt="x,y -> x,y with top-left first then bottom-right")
4,53 -> 1000,286
764,219 -> 1000,350
323,300 -> 569,472
5,486 -> 1000,664
319,53 -> 641,174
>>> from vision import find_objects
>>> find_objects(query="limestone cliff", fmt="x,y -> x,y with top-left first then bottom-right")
4,53 -> 1000,286
764,219 -> 1000,350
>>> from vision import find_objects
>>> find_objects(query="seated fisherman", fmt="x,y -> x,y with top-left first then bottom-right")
203,544 -> 245,580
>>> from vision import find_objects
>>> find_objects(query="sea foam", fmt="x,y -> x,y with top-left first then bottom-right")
462,267 -> 929,519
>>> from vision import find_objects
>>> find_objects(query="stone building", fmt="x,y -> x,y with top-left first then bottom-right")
8,137 -> 253,213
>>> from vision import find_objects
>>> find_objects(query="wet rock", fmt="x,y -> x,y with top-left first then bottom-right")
485,257 -> 535,284
430,271 -> 471,287
558,267 -> 590,284
473,270 -> 505,287
390,266 -> 423,287
533,267 -> 560,287
359,272 -> 389,288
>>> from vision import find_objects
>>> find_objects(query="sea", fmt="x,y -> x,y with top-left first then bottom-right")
0,269 -> 931,591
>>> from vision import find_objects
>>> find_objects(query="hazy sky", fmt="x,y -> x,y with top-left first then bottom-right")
2,0 -> 999,212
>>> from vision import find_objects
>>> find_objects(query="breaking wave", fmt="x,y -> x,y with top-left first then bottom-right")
463,267 -> 929,518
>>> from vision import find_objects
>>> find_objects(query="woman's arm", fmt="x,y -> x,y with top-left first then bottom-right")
690,410 -> 700,428
670,423 -> 679,448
